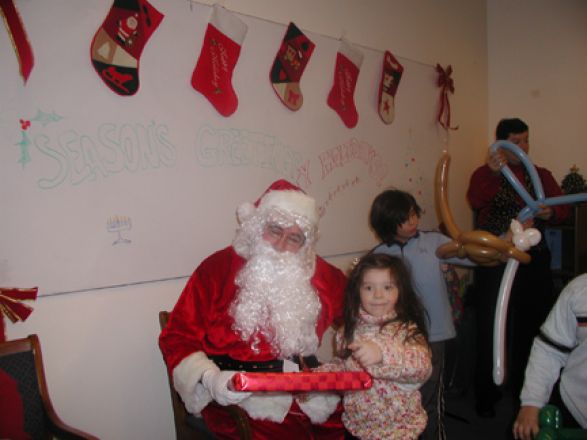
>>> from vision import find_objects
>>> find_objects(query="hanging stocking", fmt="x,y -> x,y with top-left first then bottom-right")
327,39 -> 363,128
90,0 -> 163,96
378,50 -> 403,124
191,4 -> 248,117
0,0 -> 34,83
270,22 -> 315,111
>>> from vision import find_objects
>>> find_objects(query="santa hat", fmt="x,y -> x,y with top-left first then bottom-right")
237,179 -> 319,228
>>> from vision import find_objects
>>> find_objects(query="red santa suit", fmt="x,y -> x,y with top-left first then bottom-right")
159,180 -> 347,439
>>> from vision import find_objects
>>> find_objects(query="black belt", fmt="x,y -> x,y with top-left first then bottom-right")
209,354 -> 320,372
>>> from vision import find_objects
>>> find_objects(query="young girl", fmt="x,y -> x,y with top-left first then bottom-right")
315,253 -> 432,440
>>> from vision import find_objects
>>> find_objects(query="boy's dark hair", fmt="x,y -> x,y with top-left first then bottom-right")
341,253 -> 429,357
369,189 -> 422,244
495,118 -> 528,140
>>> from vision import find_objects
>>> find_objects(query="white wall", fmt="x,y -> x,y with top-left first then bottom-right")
7,1 -> 489,439
487,0 -> 587,181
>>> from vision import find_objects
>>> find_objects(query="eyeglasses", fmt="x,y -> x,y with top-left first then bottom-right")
263,224 -> 306,249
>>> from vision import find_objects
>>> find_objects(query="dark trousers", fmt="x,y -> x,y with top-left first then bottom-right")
419,341 -> 446,440
472,247 -> 556,407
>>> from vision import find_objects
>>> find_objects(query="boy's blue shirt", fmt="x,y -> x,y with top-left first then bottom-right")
373,230 -> 474,342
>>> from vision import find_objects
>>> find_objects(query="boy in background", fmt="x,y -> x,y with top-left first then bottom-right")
369,189 -> 473,440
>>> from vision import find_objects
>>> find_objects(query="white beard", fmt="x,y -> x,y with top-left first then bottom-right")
230,241 -> 321,358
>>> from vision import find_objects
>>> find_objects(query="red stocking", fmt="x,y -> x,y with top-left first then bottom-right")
0,0 -> 34,83
191,4 -> 248,117
327,39 -> 363,128
270,22 -> 315,111
90,0 -> 164,96
378,50 -> 404,124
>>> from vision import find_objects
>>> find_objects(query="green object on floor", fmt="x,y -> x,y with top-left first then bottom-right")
537,405 -> 587,440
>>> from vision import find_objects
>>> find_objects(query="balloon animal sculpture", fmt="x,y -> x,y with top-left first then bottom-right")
435,142 -> 587,385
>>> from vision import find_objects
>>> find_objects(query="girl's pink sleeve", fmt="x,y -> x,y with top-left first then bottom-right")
366,323 -> 432,384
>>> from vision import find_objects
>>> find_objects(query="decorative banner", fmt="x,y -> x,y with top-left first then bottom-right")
0,0 -> 34,83
0,287 -> 38,342
435,64 -> 458,130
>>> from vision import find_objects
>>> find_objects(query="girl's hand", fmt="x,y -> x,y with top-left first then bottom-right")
348,340 -> 383,367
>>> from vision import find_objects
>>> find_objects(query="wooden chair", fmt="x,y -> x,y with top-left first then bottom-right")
0,334 -> 98,440
158,311 -> 252,440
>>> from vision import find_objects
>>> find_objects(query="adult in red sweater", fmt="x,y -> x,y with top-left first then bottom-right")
467,118 -> 570,418
159,180 -> 347,439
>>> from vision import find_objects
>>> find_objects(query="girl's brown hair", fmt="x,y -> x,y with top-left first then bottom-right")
340,253 -> 429,357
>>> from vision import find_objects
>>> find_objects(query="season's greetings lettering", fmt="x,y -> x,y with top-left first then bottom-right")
195,125 -> 305,183
318,138 -> 388,185
35,122 -> 176,189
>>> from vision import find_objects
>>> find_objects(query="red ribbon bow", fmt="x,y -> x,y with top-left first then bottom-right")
0,0 -> 35,83
0,287 -> 38,342
436,64 -> 458,131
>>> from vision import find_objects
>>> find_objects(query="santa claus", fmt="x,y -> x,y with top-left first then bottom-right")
159,179 -> 347,439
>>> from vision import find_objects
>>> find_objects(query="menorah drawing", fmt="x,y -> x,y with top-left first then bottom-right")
107,215 -> 132,245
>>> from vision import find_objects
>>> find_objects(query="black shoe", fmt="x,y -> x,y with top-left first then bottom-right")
475,402 -> 496,418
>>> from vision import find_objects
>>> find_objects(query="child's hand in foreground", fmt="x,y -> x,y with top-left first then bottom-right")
348,339 -> 382,367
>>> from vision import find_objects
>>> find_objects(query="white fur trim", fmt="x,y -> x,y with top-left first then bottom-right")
236,202 -> 256,225
238,393 -> 293,423
339,38 -> 364,68
210,4 -> 248,45
172,352 -> 218,415
296,392 -> 340,424
258,190 -> 318,226
186,382 -> 213,416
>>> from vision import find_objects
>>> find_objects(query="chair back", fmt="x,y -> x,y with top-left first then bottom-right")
0,335 -> 47,438
0,334 -> 98,439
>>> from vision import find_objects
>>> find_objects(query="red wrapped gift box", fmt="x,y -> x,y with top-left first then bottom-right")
232,371 -> 372,392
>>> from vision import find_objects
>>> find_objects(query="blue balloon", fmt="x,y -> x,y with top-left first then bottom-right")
489,140 -> 587,221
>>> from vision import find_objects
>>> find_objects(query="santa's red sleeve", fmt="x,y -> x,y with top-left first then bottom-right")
312,256 -> 346,335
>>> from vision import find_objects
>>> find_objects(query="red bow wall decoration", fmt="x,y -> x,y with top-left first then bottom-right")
0,0 -> 35,83
436,64 -> 458,131
0,287 -> 38,342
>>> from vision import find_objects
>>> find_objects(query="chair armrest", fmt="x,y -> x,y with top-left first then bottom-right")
46,411 -> 99,440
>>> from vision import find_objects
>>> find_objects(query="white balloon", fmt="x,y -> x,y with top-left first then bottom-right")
510,219 -> 523,234
526,228 -> 541,246
513,234 -> 528,250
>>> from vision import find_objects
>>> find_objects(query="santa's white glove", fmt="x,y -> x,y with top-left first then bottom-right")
201,368 -> 251,406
